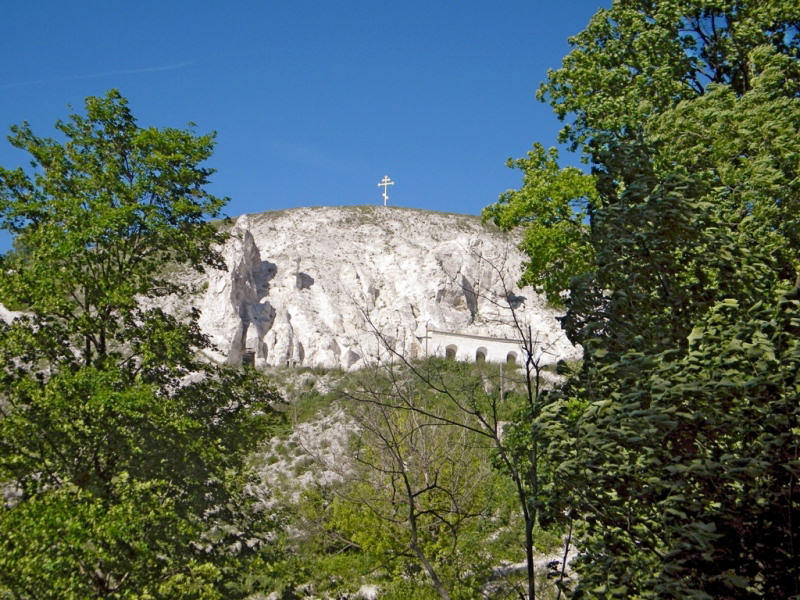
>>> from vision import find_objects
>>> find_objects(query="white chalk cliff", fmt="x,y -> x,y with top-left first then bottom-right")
195,206 -> 579,370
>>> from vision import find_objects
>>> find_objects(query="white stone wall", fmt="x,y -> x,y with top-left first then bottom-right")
428,329 -> 529,365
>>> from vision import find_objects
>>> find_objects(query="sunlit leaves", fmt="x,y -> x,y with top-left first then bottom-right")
483,144 -> 597,306
496,1 -> 800,597
0,91 -> 282,598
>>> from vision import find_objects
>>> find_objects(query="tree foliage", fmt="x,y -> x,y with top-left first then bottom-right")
483,144 -> 597,305
335,294 -> 571,600
334,396 -> 497,600
0,91 -> 281,598
307,360 -> 521,600
263,356 -> 566,600
540,0 -> 799,150
486,1 -> 800,597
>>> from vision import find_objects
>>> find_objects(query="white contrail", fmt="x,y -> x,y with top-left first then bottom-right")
0,61 -> 193,90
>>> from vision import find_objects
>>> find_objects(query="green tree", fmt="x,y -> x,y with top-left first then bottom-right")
486,1 -> 799,597
331,394 -> 498,600
0,91 -> 281,598
482,144 -> 597,306
346,286 -> 570,600
540,0 -> 799,152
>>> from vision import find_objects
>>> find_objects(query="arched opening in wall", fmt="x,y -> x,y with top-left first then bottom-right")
445,345 -> 457,360
475,347 -> 487,363
506,351 -> 517,366
242,350 -> 255,368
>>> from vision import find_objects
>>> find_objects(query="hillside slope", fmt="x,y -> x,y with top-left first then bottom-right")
193,205 -> 578,370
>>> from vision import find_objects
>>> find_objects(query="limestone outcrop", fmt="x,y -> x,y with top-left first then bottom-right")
195,206 -> 579,370
0,304 -> 20,324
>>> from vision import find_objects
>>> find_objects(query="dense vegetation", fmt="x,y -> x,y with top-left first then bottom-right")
1,1 -> 798,598
241,359 -> 567,600
485,0 -> 799,597
0,91 -> 282,599
0,92 -> 556,600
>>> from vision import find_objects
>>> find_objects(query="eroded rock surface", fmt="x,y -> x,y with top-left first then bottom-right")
196,206 -> 579,370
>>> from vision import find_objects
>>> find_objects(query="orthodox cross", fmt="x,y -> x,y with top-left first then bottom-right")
377,175 -> 394,206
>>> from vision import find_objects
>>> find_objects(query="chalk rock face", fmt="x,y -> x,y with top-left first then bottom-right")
195,206 -> 579,370
0,304 -> 20,324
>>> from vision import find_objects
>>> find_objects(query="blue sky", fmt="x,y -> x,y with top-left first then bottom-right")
0,1 -> 607,252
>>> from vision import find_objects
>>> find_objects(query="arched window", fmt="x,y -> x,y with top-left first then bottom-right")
445,345 -> 457,360
506,351 -> 517,365
475,347 -> 487,363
